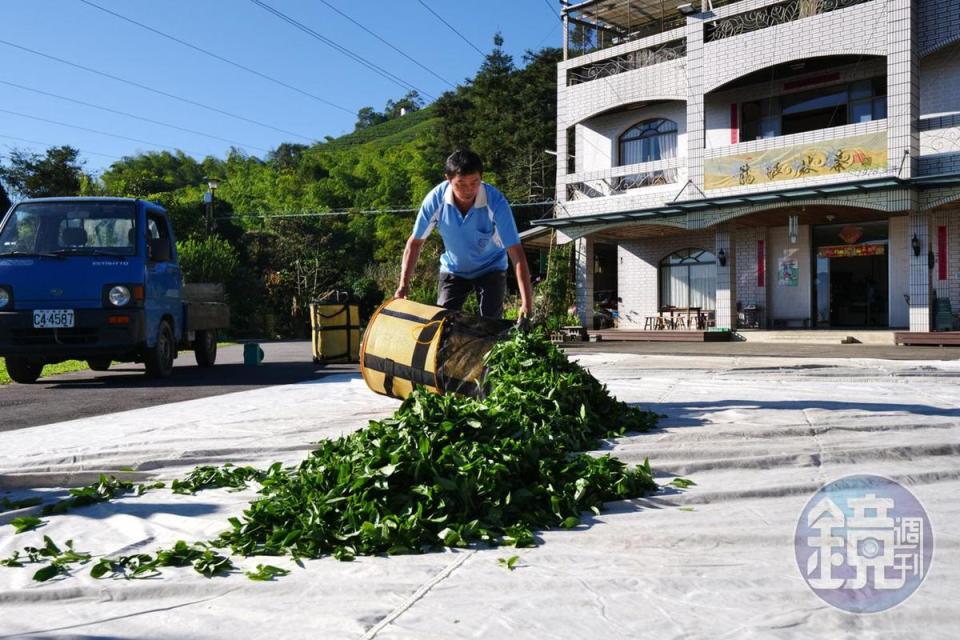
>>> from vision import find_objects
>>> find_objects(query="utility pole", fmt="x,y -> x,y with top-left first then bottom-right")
203,177 -> 219,235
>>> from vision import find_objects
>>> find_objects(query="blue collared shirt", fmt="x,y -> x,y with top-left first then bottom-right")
412,181 -> 521,279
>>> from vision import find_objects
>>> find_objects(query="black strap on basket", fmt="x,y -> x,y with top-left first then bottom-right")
410,307 -> 449,375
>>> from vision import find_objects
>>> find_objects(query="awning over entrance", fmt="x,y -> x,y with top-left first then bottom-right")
534,176 -> 909,234
535,173 -> 960,239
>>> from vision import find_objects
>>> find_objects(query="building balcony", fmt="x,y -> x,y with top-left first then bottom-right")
704,0 -> 875,43
566,159 -> 682,200
566,37 -> 686,87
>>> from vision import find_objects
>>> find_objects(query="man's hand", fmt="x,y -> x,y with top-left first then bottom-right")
394,283 -> 409,299
514,314 -> 530,333
506,244 -> 534,320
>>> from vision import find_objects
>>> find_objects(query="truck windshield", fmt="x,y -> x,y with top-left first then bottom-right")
0,202 -> 138,257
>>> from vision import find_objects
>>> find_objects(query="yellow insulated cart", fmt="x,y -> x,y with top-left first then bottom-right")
310,292 -> 362,365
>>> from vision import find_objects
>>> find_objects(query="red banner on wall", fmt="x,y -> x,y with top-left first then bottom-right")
939,226 -> 948,281
758,240 -> 765,287
730,104 -> 738,145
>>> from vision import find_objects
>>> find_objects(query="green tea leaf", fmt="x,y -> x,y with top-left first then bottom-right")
33,563 -> 64,582
245,564 -> 290,581
498,555 -> 520,571
10,516 -> 44,534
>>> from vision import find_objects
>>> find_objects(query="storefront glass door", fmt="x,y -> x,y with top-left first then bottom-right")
812,221 -> 889,328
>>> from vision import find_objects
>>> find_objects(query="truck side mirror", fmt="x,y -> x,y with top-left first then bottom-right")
149,238 -> 171,262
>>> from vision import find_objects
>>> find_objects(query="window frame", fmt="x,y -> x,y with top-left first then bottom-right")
618,118 -> 679,166
658,248 -> 717,311
145,211 -> 174,263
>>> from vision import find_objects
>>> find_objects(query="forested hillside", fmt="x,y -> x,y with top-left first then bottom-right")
0,40 -> 564,336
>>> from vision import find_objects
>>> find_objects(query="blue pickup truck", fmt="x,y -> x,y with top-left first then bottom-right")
0,197 -> 229,383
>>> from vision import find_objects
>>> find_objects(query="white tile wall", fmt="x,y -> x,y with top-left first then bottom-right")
918,0 -> 960,56
617,230 -> 714,327
888,216 -> 911,328
703,1 -> 888,94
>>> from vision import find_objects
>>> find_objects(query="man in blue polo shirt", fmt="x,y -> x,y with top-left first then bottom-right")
394,150 -> 533,319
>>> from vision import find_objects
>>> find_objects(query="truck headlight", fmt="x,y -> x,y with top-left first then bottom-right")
108,285 -> 131,307
0,286 -> 10,310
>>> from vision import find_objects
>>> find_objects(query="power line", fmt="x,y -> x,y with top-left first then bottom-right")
77,0 -> 356,116
249,0 -> 434,101
415,0 -> 486,58
0,107 -> 206,156
542,0 -> 561,20
0,38 -> 317,142
316,0 -> 455,90
0,79 -> 270,153
0,134 -> 122,160
219,200 -> 557,219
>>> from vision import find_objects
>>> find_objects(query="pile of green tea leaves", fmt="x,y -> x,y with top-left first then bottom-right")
214,329 -> 658,560
3,330 -> 659,579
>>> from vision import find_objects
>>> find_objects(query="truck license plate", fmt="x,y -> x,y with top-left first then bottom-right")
32,309 -> 75,329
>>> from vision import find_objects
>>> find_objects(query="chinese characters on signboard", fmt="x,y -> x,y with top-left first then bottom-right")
704,131 -> 888,190
817,243 -> 885,259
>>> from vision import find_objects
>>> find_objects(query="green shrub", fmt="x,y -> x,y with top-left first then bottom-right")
177,235 -> 240,284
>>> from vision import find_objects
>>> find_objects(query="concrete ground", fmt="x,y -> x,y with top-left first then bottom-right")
563,339 -> 960,360
1,345 -> 958,638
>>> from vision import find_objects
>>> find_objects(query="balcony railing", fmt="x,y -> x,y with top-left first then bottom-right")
567,39 -> 686,86
705,0 -> 873,42
567,167 -> 679,200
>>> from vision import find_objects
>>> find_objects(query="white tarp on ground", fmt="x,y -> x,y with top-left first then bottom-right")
1,354 -> 958,639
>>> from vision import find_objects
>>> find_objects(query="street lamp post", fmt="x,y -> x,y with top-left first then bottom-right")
204,177 -> 220,235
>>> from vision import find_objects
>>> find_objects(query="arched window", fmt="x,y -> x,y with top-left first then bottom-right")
659,248 -> 716,310
619,118 -> 678,165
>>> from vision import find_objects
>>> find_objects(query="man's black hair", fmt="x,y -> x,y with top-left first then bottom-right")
444,149 -> 483,177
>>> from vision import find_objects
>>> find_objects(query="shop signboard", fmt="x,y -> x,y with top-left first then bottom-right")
704,131 -> 888,190
817,244 -> 886,259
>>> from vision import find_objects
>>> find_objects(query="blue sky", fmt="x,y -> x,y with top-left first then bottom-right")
1,0 -> 562,175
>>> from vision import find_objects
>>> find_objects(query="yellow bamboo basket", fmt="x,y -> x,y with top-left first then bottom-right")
360,298 -> 511,399
310,296 -> 362,365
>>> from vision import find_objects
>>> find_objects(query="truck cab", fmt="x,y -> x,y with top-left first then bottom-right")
0,197 -> 227,383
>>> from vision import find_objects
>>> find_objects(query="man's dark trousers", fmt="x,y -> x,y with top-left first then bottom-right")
437,270 -> 507,318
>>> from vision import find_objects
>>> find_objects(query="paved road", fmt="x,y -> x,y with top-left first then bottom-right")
0,341 -> 358,432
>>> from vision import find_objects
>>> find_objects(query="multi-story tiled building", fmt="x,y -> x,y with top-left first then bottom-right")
537,0 -> 960,334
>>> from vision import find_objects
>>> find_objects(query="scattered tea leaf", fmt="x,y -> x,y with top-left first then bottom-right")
669,478 -> 696,489
245,564 -> 290,581
10,516 -> 43,534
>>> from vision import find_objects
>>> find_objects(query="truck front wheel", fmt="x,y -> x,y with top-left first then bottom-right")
87,358 -> 111,372
193,329 -> 217,367
5,357 -> 43,384
144,321 -> 175,378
